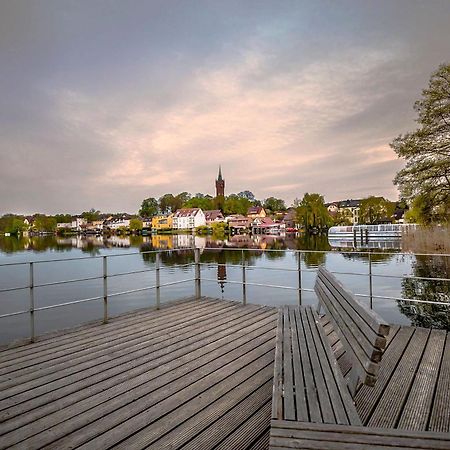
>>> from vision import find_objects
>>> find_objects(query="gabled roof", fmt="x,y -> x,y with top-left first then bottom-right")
247,206 -> 265,215
204,210 -> 224,221
173,208 -> 202,218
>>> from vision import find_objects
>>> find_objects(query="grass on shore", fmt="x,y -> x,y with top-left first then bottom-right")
402,225 -> 450,254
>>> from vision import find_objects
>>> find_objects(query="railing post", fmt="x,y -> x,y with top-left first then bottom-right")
368,252 -> 373,309
194,248 -> 201,299
29,262 -> 35,343
242,249 -> 247,305
155,252 -> 161,309
297,251 -> 302,306
103,256 -> 108,323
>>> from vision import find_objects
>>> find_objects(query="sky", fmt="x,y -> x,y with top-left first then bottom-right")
1,0 -> 450,215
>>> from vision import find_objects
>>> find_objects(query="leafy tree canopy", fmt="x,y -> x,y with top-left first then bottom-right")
81,208 -> 101,222
129,218 -> 143,230
263,196 -> 286,212
391,63 -> 450,223
139,197 -> 158,218
358,196 -> 395,224
295,193 -> 332,230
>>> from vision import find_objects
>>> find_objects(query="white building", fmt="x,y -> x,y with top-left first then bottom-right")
106,218 -> 131,230
71,217 -> 87,231
172,208 -> 206,230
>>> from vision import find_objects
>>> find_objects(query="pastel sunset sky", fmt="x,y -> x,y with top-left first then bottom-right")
1,0 -> 450,214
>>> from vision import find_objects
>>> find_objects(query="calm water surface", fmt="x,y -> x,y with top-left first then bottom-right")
0,234 -> 448,344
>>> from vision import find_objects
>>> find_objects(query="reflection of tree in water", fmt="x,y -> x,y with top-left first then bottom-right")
295,234 -> 329,268
399,255 -> 449,330
340,251 -> 395,264
0,236 -> 73,253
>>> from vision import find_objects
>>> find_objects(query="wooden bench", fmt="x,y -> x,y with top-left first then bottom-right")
271,266 -> 391,428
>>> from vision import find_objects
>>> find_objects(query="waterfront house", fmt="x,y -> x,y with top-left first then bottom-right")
151,215 -> 173,230
104,216 -> 131,230
71,217 -> 87,232
281,208 -> 297,230
204,210 -> 225,226
246,206 -> 267,219
56,222 -> 72,230
251,216 -> 281,234
226,214 -> 251,232
172,208 -> 206,230
327,199 -> 361,225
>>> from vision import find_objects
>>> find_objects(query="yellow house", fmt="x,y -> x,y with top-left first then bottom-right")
151,215 -> 173,230
247,206 -> 267,219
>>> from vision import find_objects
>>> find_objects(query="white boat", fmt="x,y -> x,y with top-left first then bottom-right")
328,224 -> 417,240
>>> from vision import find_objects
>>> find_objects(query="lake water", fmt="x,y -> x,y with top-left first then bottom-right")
0,233 -> 448,344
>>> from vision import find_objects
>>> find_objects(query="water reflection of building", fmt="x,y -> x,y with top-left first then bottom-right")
328,237 -> 401,250
151,235 -> 174,250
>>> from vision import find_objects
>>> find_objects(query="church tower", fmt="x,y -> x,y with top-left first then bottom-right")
215,165 -> 225,197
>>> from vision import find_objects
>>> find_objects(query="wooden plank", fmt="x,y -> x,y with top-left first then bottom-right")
398,329 -> 447,431
315,281 -> 378,384
123,367 -> 274,449
429,332 -> 450,433
300,307 -> 334,423
271,308 -> 283,420
317,267 -> 390,336
0,300 -> 235,379
294,308 -> 321,423
0,296 -> 209,361
270,420 -> 450,449
0,302 -> 260,400
355,326 -> 415,424
309,309 -> 361,426
288,307 -> 307,422
282,307 -> 295,420
0,314 -> 276,445
214,401 -> 272,450
0,309 -> 275,431
12,326 -> 276,448
316,278 -> 385,365
367,327 -> 430,429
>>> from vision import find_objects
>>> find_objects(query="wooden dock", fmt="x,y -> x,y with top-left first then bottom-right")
0,298 -> 277,449
0,297 -> 449,449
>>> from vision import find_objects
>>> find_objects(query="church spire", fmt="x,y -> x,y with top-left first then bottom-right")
215,165 -> 225,197
217,165 -> 223,181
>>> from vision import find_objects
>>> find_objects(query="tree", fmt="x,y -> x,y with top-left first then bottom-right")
333,209 -> 353,226
184,195 -> 213,210
129,218 -> 143,231
237,191 -> 256,201
81,209 -> 100,222
223,195 -> 252,215
0,215 -> 26,235
158,194 -> 176,213
33,215 -> 57,232
295,193 -> 332,230
139,197 -> 158,218
54,214 -> 73,223
263,197 -> 286,213
358,196 -> 395,224
391,63 -> 450,223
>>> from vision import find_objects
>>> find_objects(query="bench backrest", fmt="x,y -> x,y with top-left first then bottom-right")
314,266 -> 390,395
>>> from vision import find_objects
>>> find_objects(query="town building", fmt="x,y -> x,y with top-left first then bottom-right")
226,214 -> 251,232
172,208 -> 206,230
204,210 -> 225,226
247,206 -> 267,219
326,199 -> 361,225
151,215 -> 173,230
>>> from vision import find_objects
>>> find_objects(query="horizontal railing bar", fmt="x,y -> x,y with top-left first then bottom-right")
108,278 -> 194,298
107,268 -> 156,278
34,275 -> 103,288
354,293 -> 450,306
0,285 -> 30,293
0,310 -> 29,319
201,277 -> 298,291
108,286 -> 156,298
34,295 -> 103,311
371,273 -> 450,282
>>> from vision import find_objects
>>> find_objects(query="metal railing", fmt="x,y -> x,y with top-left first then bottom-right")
0,247 -> 448,343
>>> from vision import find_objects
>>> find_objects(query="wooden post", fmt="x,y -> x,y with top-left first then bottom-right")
155,252 -> 161,309
194,248 -> 201,299
368,252 -> 373,309
103,256 -> 108,323
297,252 -> 302,306
242,249 -> 247,305
29,262 -> 35,343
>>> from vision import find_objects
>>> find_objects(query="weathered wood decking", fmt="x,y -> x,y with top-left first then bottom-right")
322,316 -> 450,432
0,297 -> 277,449
0,297 -> 449,449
